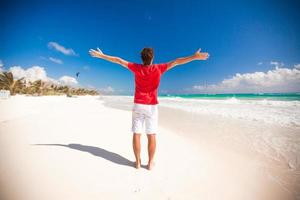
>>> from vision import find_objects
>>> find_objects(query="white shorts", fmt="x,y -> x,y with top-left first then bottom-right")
131,103 -> 158,134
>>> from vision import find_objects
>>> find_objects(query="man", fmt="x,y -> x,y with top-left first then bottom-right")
89,47 -> 209,170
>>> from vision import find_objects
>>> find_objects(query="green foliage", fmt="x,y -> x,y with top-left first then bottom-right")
0,71 -> 99,96
0,72 -> 25,95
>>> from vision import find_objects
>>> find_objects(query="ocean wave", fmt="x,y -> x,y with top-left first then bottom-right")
101,95 -> 300,127
158,97 -> 300,128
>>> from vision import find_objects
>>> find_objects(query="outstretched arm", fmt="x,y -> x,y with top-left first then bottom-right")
89,48 -> 129,68
167,49 -> 209,71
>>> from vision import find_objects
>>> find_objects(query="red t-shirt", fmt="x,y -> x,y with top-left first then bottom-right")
128,62 -> 168,105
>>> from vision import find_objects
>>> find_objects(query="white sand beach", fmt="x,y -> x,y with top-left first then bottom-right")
0,95 -> 299,200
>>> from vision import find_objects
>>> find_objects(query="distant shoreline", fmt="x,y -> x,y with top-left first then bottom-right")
103,93 -> 300,101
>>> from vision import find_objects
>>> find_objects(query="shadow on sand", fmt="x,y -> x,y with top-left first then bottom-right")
33,143 -> 135,168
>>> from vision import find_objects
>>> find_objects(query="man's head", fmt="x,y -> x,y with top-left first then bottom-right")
141,47 -> 154,65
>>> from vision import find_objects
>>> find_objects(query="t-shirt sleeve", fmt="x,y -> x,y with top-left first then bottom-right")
158,63 -> 168,74
127,62 -> 138,73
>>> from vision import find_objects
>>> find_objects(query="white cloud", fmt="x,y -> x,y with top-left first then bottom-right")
7,65 -> 78,86
0,60 -> 3,72
192,63 -> 300,93
257,62 -> 263,65
48,42 -> 77,56
47,78 -> 60,85
99,86 -> 114,94
83,65 -> 90,70
59,76 -> 78,86
49,57 -> 63,64
270,61 -> 283,67
9,66 -> 48,82
86,84 -> 96,89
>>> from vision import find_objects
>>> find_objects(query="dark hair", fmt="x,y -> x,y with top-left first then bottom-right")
141,47 -> 154,65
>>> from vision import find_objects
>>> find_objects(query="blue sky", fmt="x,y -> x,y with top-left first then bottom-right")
1,0 -> 300,94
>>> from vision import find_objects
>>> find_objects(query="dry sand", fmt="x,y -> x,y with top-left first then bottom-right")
0,95 -> 296,200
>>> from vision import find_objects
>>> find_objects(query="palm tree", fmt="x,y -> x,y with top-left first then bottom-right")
0,72 -> 25,95
13,78 -> 26,94
0,71 -> 99,96
33,80 -> 43,95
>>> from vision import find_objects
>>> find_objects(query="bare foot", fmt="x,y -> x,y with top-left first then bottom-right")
135,159 -> 141,169
147,161 -> 155,170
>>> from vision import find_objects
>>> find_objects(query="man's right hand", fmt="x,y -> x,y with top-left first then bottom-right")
89,48 -> 104,58
194,48 -> 209,60
89,48 -> 129,68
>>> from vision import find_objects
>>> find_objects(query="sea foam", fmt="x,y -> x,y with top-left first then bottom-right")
159,97 -> 300,128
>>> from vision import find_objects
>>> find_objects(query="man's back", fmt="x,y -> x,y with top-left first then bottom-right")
128,63 -> 168,105
89,46 -> 209,170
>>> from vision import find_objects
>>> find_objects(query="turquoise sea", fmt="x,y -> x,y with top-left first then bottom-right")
106,93 -> 300,127
159,93 -> 300,101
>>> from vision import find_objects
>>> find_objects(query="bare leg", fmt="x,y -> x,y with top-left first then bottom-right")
147,134 -> 156,170
132,133 -> 141,169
